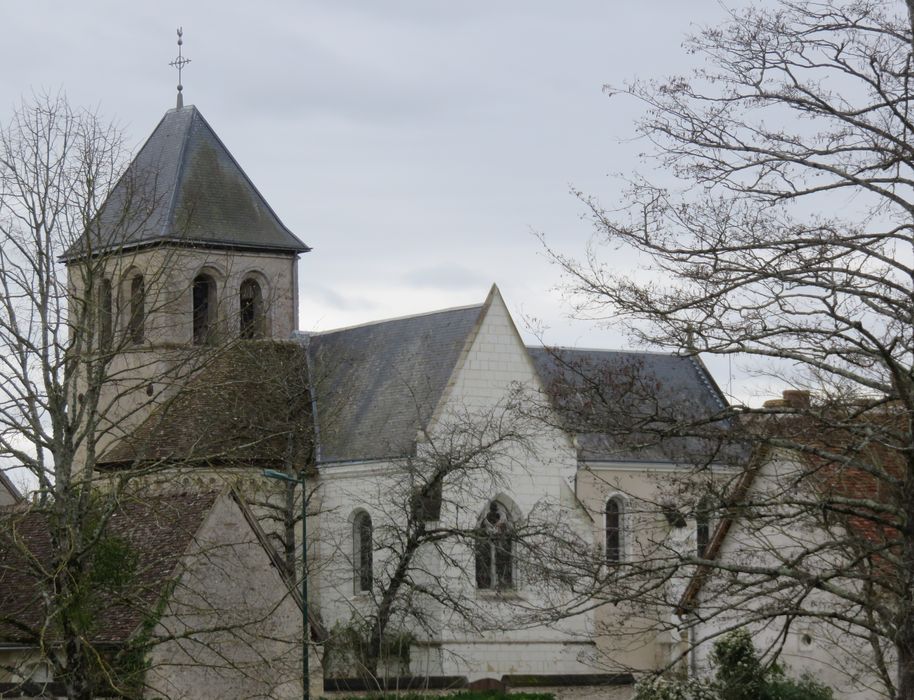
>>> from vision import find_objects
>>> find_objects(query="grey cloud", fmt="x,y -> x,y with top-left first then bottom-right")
401,265 -> 488,291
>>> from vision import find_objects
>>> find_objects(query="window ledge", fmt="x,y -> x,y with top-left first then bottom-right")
476,589 -> 524,602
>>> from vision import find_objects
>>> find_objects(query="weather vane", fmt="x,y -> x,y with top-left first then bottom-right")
169,27 -> 191,109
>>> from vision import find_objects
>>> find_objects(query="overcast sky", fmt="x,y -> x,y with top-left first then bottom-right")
3,1 -> 771,402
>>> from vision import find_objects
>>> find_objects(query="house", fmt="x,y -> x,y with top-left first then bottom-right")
0,490 -> 303,699
675,393 -> 902,700
41,96 -> 738,696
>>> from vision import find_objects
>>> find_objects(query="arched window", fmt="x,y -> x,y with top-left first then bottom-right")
696,498 -> 711,558
127,274 -> 145,344
353,511 -> 373,594
605,497 -> 624,563
475,501 -> 513,590
239,278 -> 264,338
192,274 -> 217,345
97,278 -> 113,348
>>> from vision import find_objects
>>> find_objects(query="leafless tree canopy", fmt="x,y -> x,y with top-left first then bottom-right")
542,2 -> 914,698
0,95 -> 304,700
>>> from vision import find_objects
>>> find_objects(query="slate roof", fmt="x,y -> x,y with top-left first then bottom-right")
101,303 -> 485,467
528,347 -> 732,464
64,105 -> 308,260
308,304 -> 485,463
100,340 -> 312,467
97,288 -> 739,470
0,491 -> 217,645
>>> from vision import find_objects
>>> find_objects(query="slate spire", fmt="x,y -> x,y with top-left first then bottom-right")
64,105 -> 309,260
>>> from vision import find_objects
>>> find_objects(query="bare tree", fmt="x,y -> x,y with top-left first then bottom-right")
541,1 -> 914,698
317,397 -> 590,686
0,94 -> 304,699
0,92 -> 160,700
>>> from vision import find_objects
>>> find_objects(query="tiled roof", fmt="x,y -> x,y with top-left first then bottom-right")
100,340 -> 312,467
63,105 -> 308,259
527,347 -> 733,464
0,491 -> 217,644
308,304 -> 485,463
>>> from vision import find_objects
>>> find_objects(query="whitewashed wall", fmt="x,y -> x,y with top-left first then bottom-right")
315,291 -> 596,681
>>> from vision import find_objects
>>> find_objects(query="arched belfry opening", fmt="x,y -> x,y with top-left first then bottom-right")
61,105 -> 310,350
192,274 -> 217,345
239,278 -> 264,339
127,273 -> 145,345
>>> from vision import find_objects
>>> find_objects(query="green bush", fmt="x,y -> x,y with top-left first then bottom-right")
633,630 -> 833,700
633,676 -> 717,700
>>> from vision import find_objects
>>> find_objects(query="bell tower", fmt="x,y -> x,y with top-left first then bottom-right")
62,39 -> 309,450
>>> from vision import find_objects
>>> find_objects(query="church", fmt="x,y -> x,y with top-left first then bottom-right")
0,96 -> 731,698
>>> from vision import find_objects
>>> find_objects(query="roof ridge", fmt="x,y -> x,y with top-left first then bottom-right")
311,302 -> 486,336
686,355 -> 729,411
527,345 -> 681,356
162,105 -> 196,239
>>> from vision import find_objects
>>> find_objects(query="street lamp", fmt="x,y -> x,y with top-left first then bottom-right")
263,468 -> 310,700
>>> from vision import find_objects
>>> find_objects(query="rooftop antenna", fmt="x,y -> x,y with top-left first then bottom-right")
169,27 -> 191,109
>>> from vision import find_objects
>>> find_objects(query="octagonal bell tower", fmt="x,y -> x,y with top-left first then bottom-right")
62,102 -> 310,448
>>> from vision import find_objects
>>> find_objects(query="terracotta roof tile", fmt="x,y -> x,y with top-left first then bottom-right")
0,491 -> 217,645
100,340 -> 312,467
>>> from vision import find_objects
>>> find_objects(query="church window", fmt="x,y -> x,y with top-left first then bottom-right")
353,511 -> 373,594
239,277 -> 264,338
696,498 -> 711,557
475,500 -> 513,590
128,274 -> 145,344
192,274 -> 217,345
98,278 -> 113,348
605,496 -> 624,563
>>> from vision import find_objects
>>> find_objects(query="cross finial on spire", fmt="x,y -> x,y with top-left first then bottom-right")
169,27 -> 191,109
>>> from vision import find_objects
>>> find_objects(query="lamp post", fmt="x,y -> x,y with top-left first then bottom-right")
263,468 -> 310,700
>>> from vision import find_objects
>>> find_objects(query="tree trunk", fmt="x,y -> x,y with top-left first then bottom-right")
898,637 -> 914,700
366,524 -> 423,677
63,638 -> 94,700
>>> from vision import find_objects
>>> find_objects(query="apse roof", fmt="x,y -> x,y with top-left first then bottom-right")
63,105 -> 308,259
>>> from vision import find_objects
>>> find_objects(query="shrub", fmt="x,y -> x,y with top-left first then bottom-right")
633,630 -> 833,700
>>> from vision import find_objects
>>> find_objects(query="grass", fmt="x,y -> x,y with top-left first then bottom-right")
332,693 -> 555,700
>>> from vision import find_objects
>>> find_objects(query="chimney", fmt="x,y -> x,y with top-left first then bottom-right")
782,389 -> 811,409
764,389 -> 811,409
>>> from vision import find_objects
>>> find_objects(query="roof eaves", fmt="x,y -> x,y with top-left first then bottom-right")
92,236 -> 309,256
